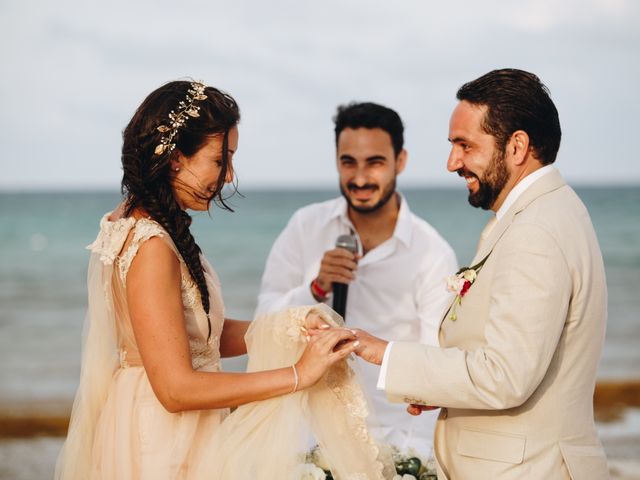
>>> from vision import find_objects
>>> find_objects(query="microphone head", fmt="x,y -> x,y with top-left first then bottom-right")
335,234 -> 358,253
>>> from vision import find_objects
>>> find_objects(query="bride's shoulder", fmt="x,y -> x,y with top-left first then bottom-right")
88,205 -> 171,266
131,216 -> 168,243
114,219 -> 178,283
87,207 -> 136,265
109,205 -> 169,244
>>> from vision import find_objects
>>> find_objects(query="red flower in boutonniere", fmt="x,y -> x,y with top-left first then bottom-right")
459,279 -> 472,297
445,253 -> 491,321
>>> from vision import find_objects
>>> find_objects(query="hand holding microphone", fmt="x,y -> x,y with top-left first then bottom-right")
332,235 -> 358,319
310,235 -> 359,320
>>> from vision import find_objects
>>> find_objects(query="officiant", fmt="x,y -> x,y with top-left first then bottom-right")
255,101 -> 457,457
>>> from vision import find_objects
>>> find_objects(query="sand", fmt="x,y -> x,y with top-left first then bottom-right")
1,381 -> 639,479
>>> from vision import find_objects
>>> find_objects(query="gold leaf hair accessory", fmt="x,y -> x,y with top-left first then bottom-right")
154,81 -> 208,156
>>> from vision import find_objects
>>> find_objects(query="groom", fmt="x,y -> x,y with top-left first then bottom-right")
354,69 -> 609,479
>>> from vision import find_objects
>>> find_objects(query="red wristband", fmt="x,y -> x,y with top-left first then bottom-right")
310,279 -> 328,300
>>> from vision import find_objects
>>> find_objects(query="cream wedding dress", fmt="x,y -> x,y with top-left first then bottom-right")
55,214 -> 394,480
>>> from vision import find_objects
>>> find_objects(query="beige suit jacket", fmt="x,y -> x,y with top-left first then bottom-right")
385,170 -> 609,479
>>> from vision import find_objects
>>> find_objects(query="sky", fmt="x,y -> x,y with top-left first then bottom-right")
1,0 -> 639,190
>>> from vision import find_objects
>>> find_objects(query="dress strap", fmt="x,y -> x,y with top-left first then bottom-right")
117,218 -> 174,284
87,214 -> 135,266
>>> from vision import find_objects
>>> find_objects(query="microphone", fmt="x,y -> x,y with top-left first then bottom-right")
332,234 -> 358,320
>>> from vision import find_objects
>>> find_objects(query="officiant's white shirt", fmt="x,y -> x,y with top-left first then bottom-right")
256,194 -> 457,455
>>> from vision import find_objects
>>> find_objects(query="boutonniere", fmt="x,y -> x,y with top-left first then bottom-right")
446,252 -> 491,321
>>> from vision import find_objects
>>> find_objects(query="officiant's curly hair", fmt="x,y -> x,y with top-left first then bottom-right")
457,68 -> 562,165
120,80 -> 240,338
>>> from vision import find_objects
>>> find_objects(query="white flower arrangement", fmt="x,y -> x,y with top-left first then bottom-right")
296,446 -> 332,480
292,462 -> 327,480
390,446 -> 437,480
296,445 -> 437,480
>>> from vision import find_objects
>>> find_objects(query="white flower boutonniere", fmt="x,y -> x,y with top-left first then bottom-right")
446,253 -> 491,321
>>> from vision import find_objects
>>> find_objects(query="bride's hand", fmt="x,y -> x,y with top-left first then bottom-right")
303,312 -> 331,332
295,328 -> 358,389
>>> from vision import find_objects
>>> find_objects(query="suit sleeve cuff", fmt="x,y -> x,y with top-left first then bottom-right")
376,341 -> 394,390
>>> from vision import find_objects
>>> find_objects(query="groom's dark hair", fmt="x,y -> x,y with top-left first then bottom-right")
457,68 -> 562,165
333,102 -> 404,156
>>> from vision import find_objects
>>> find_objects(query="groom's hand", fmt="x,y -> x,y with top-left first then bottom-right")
352,329 -> 388,365
407,404 -> 439,416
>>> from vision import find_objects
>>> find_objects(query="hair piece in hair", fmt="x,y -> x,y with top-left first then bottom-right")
121,80 -> 241,338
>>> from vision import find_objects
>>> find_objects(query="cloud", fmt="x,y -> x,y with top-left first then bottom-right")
1,0 -> 638,189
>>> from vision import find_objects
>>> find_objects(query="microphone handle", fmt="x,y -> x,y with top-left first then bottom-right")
332,282 -> 349,319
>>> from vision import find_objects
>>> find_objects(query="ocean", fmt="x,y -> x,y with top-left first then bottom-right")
0,186 -> 639,413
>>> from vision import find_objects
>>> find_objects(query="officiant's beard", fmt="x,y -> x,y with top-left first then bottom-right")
341,179 -> 397,214
466,147 -> 509,211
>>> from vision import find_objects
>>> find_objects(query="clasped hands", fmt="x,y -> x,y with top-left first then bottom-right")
305,313 -> 438,416
303,313 -> 386,364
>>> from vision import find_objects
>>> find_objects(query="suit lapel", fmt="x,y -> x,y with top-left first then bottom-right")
439,170 -> 567,334
471,169 -> 566,265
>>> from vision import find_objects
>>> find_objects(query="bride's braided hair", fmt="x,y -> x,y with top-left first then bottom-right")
121,80 -> 240,338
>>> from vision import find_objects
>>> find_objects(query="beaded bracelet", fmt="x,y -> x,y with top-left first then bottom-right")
310,279 -> 328,301
291,364 -> 299,393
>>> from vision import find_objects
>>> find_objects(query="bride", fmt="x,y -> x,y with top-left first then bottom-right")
55,80 -> 393,479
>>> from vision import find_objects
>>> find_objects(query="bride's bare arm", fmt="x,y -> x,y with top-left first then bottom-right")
127,238 -> 357,413
219,319 -> 250,357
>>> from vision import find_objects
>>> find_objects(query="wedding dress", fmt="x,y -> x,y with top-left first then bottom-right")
55,214 -> 394,479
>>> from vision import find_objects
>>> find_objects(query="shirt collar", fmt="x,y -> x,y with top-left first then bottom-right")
394,194 -> 413,247
332,193 -> 413,248
496,164 -> 555,220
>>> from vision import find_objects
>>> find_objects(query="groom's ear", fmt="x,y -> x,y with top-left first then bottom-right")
394,149 -> 408,175
507,130 -> 530,167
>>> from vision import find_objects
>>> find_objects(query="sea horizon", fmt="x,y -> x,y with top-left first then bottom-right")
1,185 -> 639,412
2,179 -> 639,194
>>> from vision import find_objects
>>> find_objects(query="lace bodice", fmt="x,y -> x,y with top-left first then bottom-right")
87,213 -> 224,371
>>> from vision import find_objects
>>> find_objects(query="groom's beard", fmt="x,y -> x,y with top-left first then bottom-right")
464,147 -> 509,211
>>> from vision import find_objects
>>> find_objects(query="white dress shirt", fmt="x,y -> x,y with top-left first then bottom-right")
377,166 -> 557,392
256,194 -> 458,455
